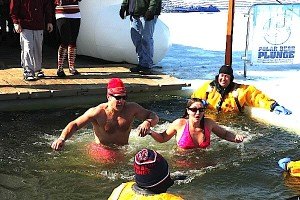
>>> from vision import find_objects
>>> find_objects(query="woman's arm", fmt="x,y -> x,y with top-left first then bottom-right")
148,120 -> 179,143
209,119 -> 244,143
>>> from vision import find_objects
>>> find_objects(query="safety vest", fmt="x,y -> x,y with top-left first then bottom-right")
108,182 -> 184,200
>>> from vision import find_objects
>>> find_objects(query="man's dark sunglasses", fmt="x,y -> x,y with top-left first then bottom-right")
187,107 -> 205,113
110,94 -> 127,100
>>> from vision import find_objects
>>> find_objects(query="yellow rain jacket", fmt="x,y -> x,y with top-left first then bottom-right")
191,80 -> 276,112
108,182 -> 184,200
287,161 -> 300,177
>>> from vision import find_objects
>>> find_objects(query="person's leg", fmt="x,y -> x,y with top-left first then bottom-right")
141,16 -> 157,68
57,44 -> 67,77
130,17 -> 144,67
32,30 -> 44,76
67,44 -> 79,74
68,18 -> 80,75
56,18 -> 70,77
20,29 -> 35,80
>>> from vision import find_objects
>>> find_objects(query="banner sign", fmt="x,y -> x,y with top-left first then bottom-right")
250,4 -> 300,64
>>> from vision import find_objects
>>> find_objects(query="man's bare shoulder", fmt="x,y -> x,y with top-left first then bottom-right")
124,101 -> 144,110
86,103 -> 108,116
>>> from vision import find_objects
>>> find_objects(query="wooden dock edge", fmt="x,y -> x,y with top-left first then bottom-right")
0,86 -> 192,112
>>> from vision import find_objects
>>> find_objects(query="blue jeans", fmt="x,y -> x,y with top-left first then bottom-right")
130,16 -> 157,68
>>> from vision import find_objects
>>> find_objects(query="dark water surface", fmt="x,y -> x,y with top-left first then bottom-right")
1,98 -> 300,199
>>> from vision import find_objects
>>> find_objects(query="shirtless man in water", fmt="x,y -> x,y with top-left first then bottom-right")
51,78 -> 159,150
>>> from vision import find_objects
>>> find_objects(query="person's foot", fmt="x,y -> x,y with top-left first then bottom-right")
57,69 -> 66,77
36,70 -> 45,78
69,68 -> 80,75
23,72 -> 36,81
130,65 -> 151,73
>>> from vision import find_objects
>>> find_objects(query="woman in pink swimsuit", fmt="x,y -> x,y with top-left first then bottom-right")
148,98 -> 244,149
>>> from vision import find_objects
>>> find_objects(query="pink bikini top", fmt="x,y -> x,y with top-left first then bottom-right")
177,119 -> 211,149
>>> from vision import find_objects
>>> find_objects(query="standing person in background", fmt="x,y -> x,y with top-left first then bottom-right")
54,0 -> 81,77
10,0 -> 53,81
119,0 -> 161,73
191,65 -> 292,115
108,148 -> 184,199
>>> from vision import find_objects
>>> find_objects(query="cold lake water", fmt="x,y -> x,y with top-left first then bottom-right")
1,97 -> 300,199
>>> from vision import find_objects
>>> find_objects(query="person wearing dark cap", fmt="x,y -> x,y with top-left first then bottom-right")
191,65 -> 292,115
51,78 -> 159,152
108,148 -> 183,199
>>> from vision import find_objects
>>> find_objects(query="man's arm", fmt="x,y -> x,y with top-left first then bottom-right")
43,0 -> 54,24
10,0 -> 20,24
142,111 -> 159,127
131,102 -> 159,137
10,0 -> 22,33
147,119 -> 179,142
51,107 -> 97,150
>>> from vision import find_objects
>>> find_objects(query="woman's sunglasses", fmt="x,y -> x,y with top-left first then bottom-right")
187,107 -> 205,113
110,94 -> 127,100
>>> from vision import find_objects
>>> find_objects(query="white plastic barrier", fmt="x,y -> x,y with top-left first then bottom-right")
77,0 -> 171,64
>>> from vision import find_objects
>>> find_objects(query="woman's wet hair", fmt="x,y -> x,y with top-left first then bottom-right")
182,98 -> 205,118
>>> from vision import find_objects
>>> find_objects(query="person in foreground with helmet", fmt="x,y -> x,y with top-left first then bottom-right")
191,65 -> 292,115
108,148 -> 184,199
51,78 -> 159,152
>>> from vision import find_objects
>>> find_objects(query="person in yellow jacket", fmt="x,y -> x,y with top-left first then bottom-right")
191,65 -> 292,115
108,148 -> 184,200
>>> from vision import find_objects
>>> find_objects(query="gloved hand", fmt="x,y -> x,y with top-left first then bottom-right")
278,157 -> 291,171
201,99 -> 208,108
273,105 -> 292,115
119,6 -> 126,19
145,10 -> 154,21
